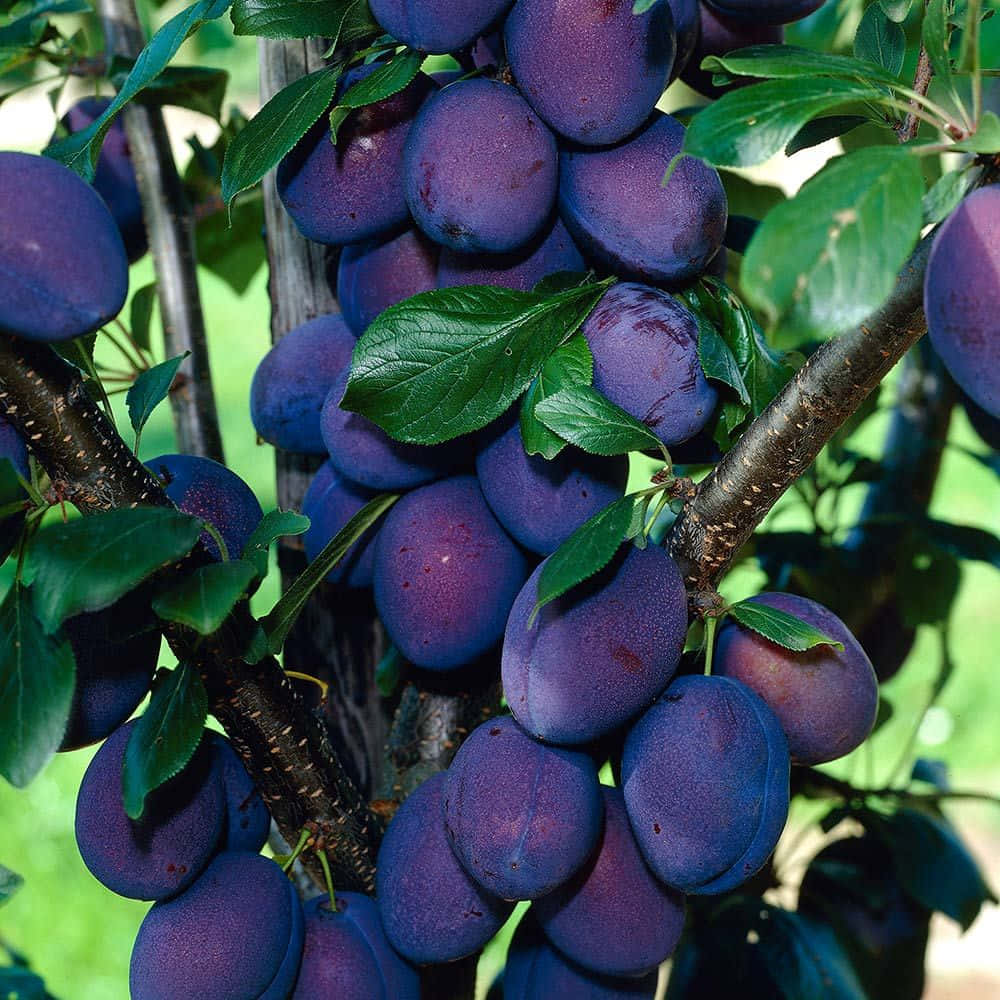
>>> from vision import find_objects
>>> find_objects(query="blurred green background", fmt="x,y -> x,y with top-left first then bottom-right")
0,1 -> 998,997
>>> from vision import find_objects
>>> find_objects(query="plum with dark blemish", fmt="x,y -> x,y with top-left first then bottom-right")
336,226 -> 439,335
442,714 -> 603,899
58,98 -> 146,262
505,911 -> 659,999
502,545 -> 687,744
75,722 -> 225,900
147,453 -> 263,562
681,5 -> 783,99
321,368 -> 461,491
250,313 -> 356,454
130,851 -> 304,1000
277,65 -> 434,247
403,78 -> 558,254
505,0 -> 676,146
621,673 -> 790,894
714,592 -> 879,764
301,461 -> 382,589
475,411 -> 627,554
59,604 -> 159,751
368,0 -> 515,54
924,185 -> 1000,418
705,0 -> 825,25
559,114 -> 727,286
376,773 -> 514,963
373,475 -> 529,669
533,786 -> 685,977
580,282 -> 717,447
204,732 -> 270,853
0,151 -> 128,342
437,216 -> 584,292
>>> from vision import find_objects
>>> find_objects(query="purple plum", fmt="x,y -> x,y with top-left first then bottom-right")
369,0 -> 514,54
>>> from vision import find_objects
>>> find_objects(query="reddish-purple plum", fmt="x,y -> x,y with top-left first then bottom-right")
403,78 -> 558,253
59,98 -> 146,262
714,592 -> 879,764
59,606 -> 159,751
373,476 -> 529,669
376,773 -> 514,963
301,462 -> 381,589
147,453 -> 263,562
292,895 -> 387,1000
533,786 -> 685,977
925,185 -> 1000,418
475,415 -> 627,555
705,0 -> 825,25
278,66 -> 433,246
336,227 -> 439,335
505,0 -> 676,146
369,0 -> 514,53
129,851 -> 304,1000
437,216 -> 584,292
621,674 -> 790,894
560,114 -> 727,285
505,912 -> 659,999
0,151 -> 128,342
502,545 -> 688,744
205,732 -> 270,853
442,714 -> 603,900
581,283 -> 717,447
321,368 -> 460,490
75,723 -> 225,900
681,6 -> 783,98
250,313 -> 356,454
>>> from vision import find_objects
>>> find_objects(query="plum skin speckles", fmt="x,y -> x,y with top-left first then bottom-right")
442,714 -> 603,900
621,673 -> 791,895
714,591 -> 879,765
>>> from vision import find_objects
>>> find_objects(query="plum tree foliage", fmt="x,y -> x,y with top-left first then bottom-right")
0,0 -> 998,997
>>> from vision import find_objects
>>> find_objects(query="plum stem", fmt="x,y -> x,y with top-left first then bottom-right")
703,614 -> 718,677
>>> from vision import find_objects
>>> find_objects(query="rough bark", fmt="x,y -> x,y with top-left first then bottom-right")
667,234 -> 934,595
0,336 -> 380,892
97,0 -> 225,463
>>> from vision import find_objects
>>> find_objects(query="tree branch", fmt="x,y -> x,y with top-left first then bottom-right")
900,43 -> 934,142
667,234 -> 933,595
0,335 -> 380,892
97,0 -> 225,463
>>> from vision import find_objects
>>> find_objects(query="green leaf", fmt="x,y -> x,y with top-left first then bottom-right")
879,0 -> 911,22
152,560 -> 257,635
728,599 -> 846,652
328,48 -> 422,141
126,352 -> 190,447
911,757 -> 950,789
0,585 -> 75,787
922,166 -> 975,223
695,311 -> 750,415
375,644 -> 403,696
109,60 -> 229,120
221,62 -> 342,210
532,495 -> 636,620
44,0 -> 232,180
742,146 -> 923,343
632,0 -> 658,11
129,284 -> 157,354
534,384 -> 665,457
684,77 -> 887,168
700,43 -> 901,87
25,507 -> 203,633
531,270 -> 594,296
854,2 -> 905,75
920,518 -> 1000,569
520,334 -> 593,459
195,186 -> 266,294
0,966 -> 50,1000
923,0 -> 954,98
122,664 -> 207,819
231,0 -> 376,41
342,281 -> 612,445
949,110 -> 1000,152
261,493 -> 398,654
786,115 -> 869,155
0,862 -> 23,906
241,509 -> 310,578
865,807 -> 997,930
